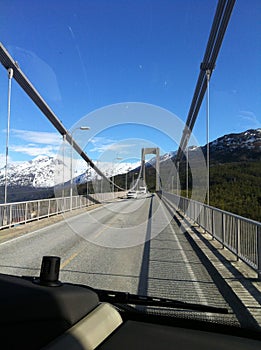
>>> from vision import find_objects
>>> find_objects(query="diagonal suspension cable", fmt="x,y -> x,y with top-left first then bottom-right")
0,42 -> 126,191
175,0 -> 236,164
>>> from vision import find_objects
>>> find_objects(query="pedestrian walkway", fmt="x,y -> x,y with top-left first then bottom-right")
159,196 -> 261,329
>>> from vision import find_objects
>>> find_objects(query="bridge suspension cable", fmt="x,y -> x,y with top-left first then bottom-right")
0,42 -> 123,191
175,0 -> 236,164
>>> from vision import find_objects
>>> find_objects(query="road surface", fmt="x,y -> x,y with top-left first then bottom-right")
0,194 -> 258,328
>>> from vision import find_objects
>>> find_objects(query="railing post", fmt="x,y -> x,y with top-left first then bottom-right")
236,218 -> 241,261
0,207 -> 3,228
211,207 -> 214,240
203,205 -> 207,233
25,202 -> 28,223
221,212 -> 225,248
257,225 -> 261,280
54,198 -> 57,214
38,200 -> 40,220
48,199 -> 50,217
9,203 -> 12,227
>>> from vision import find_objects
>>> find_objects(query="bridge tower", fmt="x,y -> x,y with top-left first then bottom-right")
141,148 -> 160,191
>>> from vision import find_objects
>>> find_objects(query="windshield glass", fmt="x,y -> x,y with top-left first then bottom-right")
0,0 -> 260,334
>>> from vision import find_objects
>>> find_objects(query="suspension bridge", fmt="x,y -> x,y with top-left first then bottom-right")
0,0 -> 260,329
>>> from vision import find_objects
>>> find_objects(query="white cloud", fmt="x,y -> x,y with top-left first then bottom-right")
89,136 -> 118,153
88,136 -> 156,164
89,136 -> 150,156
104,143 -> 137,154
1,129 -> 62,160
9,144 -> 59,157
11,129 -> 62,145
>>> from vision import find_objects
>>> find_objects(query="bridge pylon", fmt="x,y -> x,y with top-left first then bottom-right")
141,147 -> 160,191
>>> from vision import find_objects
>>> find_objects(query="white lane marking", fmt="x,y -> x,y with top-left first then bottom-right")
159,197 -> 210,306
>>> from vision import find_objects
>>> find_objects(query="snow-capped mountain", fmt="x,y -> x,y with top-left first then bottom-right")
0,128 -> 260,190
132,129 -> 261,172
0,155 -> 140,188
72,160 -> 140,185
208,129 -> 261,151
201,128 -> 261,163
0,155 -> 57,188
168,128 -> 261,164
147,151 -> 177,167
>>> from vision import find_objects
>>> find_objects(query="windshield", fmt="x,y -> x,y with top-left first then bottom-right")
0,0 -> 260,334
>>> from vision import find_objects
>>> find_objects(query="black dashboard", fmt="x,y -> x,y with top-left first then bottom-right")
0,257 -> 260,349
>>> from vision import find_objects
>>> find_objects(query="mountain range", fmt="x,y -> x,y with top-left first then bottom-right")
201,128 -> 261,163
0,155 -> 140,189
143,128 -> 261,166
0,128 -> 260,207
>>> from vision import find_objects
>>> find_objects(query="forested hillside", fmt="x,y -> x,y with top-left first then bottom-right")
144,129 -> 261,222
208,161 -> 261,222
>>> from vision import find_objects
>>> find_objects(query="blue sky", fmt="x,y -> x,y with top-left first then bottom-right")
0,0 -> 260,166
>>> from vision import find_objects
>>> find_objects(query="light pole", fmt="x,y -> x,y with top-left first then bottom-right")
186,146 -> 189,198
86,166 -> 90,200
4,68 -> 13,205
62,134 -> 66,199
70,126 -> 90,210
176,161 -> 179,195
206,69 -> 211,206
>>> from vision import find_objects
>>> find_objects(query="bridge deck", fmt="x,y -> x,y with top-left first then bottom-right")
138,195 -> 261,329
0,196 -> 260,329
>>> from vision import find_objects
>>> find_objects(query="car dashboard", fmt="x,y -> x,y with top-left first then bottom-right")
0,257 -> 260,350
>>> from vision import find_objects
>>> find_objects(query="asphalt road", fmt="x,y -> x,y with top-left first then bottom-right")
0,195 -> 160,293
0,194 -> 256,328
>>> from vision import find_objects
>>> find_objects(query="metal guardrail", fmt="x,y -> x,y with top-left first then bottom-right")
0,192 -> 125,230
162,192 -> 261,279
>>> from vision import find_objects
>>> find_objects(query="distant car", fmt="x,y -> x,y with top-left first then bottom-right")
127,190 -> 137,199
139,186 -> 147,194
